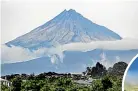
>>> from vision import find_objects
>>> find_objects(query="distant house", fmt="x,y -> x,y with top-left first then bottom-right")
0,78 -> 12,87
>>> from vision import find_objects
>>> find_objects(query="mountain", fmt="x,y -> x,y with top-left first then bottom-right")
2,49 -> 138,75
6,9 -> 121,49
3,9 -> 135,76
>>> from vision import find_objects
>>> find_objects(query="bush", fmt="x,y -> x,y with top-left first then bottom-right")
102,76 -> 113,90
55,87 -> 65,91
12,77 -> 22,91
40,85 -> 51,91
91,80 -> 104,91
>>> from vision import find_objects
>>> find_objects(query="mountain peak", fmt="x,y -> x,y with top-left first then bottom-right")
67,9 -> 77,16
68,9 -> 76,13
57,9 -> 78,18
61,9 -> 77,16
63,9 -> 67,12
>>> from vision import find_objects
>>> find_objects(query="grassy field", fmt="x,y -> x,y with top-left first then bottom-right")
124,83 -> 138,91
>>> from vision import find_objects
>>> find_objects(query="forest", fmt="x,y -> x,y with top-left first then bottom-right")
1,61 -> 127,91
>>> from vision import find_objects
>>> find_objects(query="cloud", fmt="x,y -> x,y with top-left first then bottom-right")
1,38 -> 138,64
1,45 -> 37,63
90,52 -> 121,69
1,45 -> 64,64
59,38 -> 138,52
99,52 -> 111,68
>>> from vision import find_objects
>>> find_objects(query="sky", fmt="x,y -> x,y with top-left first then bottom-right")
125,57 -> 138,85
1,0 -> 138,44
128,57 -> 138,72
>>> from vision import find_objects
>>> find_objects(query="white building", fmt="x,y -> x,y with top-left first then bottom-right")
0,78 -> 12,87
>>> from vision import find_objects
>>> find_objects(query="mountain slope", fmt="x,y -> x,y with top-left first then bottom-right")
6,9 -> 121,49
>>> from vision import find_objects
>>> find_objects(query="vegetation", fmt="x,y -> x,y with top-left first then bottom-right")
1,61 -> 127,91
124,83 -> 138,91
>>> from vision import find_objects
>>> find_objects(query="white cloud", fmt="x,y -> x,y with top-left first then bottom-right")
1,38 -> 138,64
1,45 -> 37,63
59,38 -> 138,51
99,52 -> 110,68
1,45 -> 64,64
95,52 -> 120,68
115,56 -> 121,62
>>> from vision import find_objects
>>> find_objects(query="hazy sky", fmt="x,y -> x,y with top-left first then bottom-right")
1,0 -> 138,43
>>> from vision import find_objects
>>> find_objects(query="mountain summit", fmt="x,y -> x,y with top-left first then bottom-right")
6,9 -> 122,49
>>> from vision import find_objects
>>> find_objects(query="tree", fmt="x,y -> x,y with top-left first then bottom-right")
91,80 -> 104,91
57,78 -> 64,86
86,67 -> 91,75
55,87 -> 65,91
1,84 -> 10,91
40,85 -> 51,91
102,76 -> 113,91
28,73 -> 35,80
108,62 -> 127,76
12,77 -> 22,91
65,79 -> 72,86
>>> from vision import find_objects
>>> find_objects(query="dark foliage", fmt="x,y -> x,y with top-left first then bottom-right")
1,61 -> 127,91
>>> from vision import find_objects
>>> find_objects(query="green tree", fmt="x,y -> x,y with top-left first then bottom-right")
102,76 -> 113,90
91,80 -> 104,91
55,87 -> 65,91
12,77 -> 22,91
1,84 -> 10,91
40,85 -> 51,91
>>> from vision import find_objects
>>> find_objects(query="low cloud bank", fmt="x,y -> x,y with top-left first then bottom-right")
1,45 -> 37,63
1,38 -> 138,64
60,38 -> 138,51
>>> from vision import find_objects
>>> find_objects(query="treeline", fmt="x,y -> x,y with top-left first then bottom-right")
1,61 -> 127,91
83,62 -> 127,78
84,62 -> 127,91
1,72 -> 73,81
